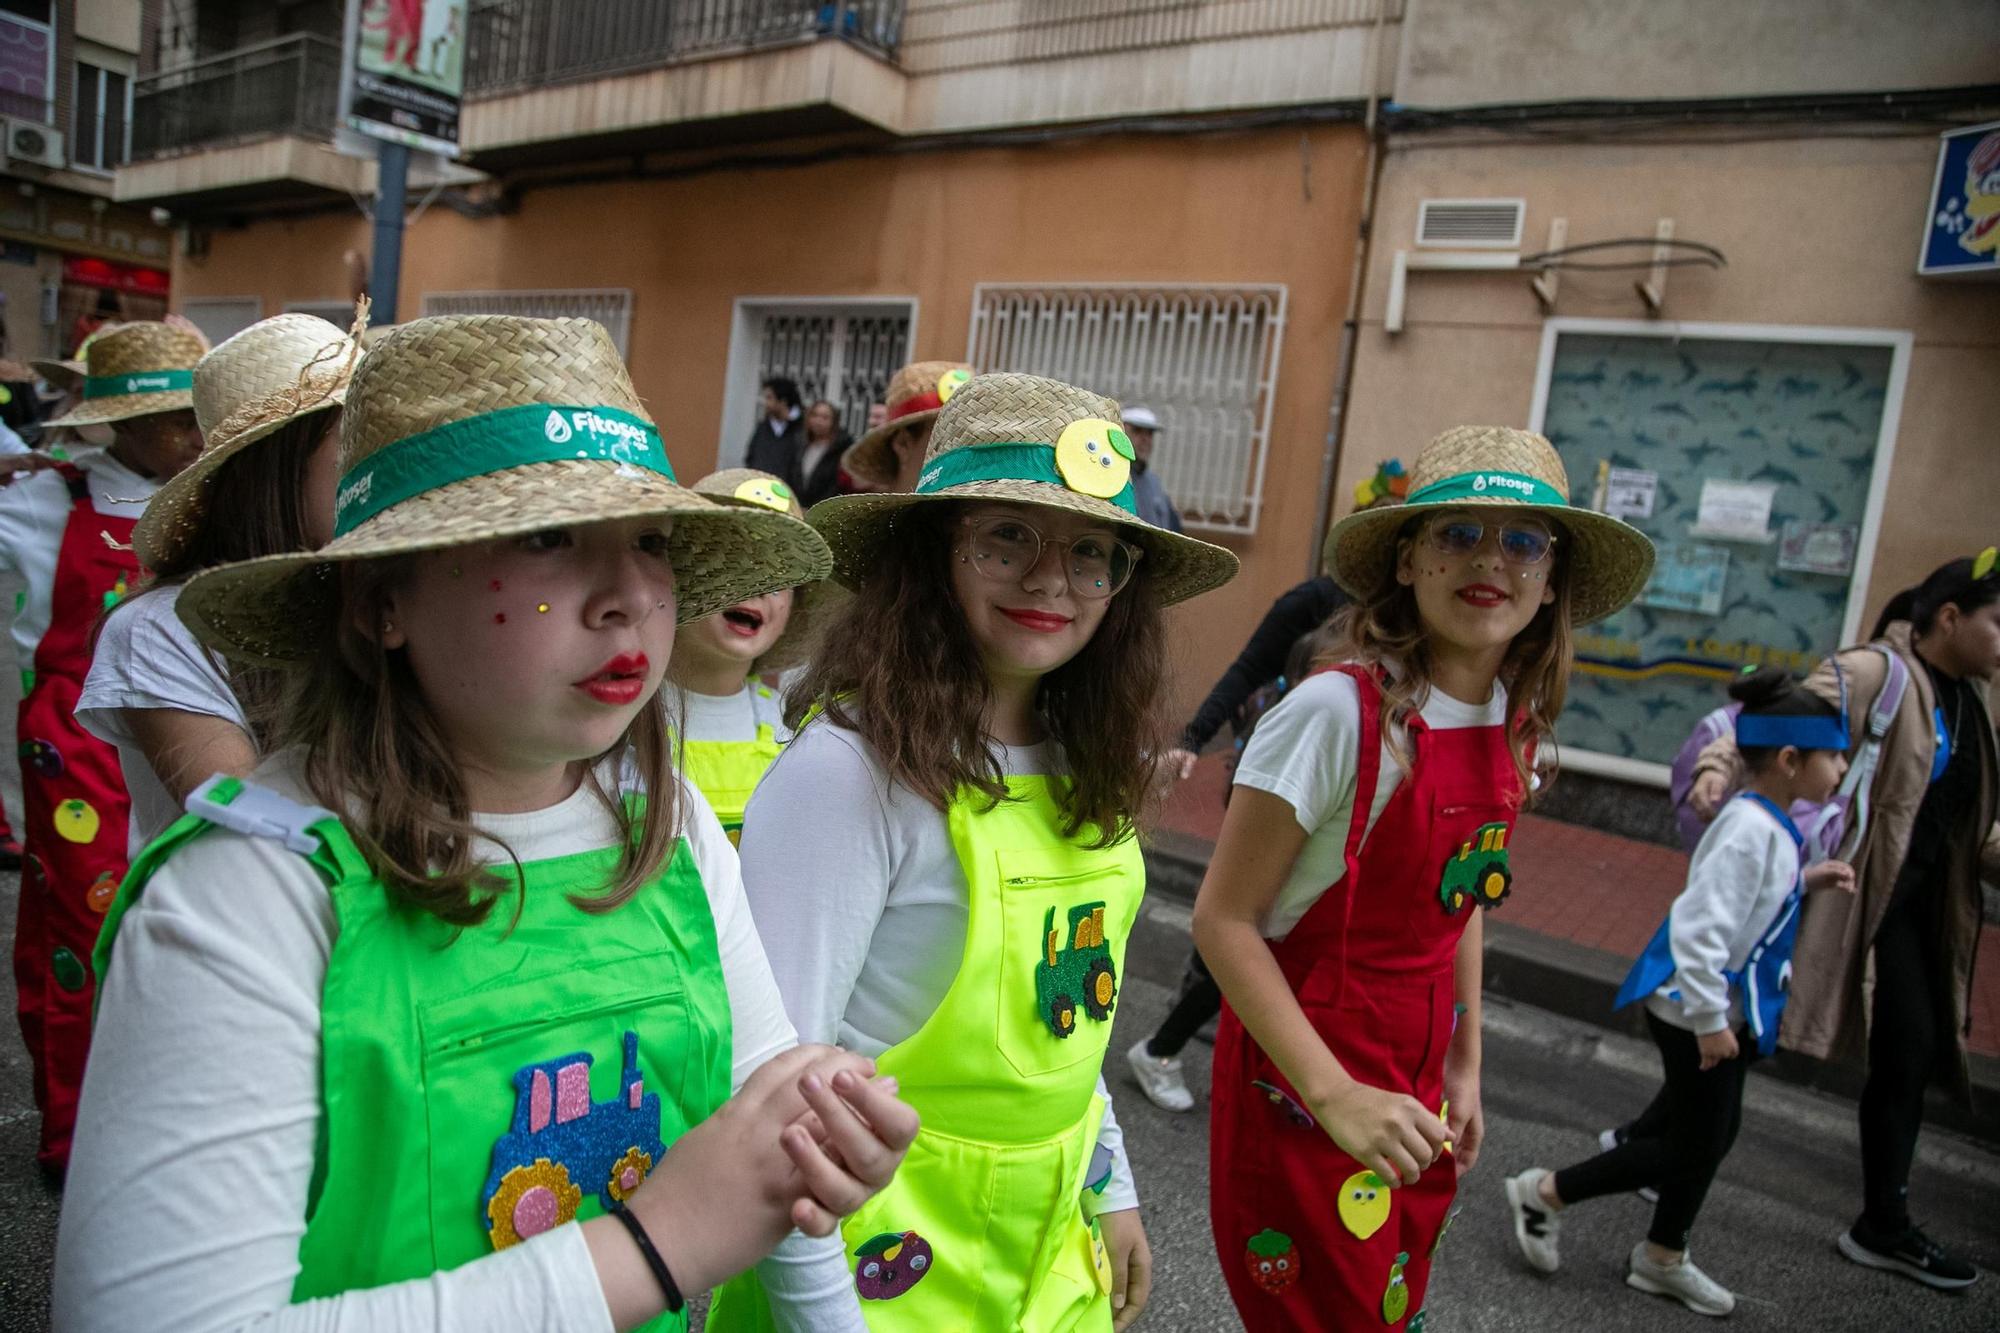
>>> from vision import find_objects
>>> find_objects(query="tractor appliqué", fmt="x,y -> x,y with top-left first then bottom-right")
1437,822 -> 1513,915
481,1029 -> 667,1249
1035,902 -> 1118,1038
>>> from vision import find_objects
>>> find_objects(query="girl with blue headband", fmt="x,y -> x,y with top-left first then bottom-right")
1505,665 -> 1855,1316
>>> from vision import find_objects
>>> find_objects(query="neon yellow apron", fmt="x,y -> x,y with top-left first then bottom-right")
710,776 -> 1144,1331
681,688 -> 784,844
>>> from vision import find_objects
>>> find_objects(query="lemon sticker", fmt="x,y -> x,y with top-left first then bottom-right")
732,477 -> 793,512
1054,418 -> 1132,499
936,368 -> 972,402
1337,1168 -> 1391,1240
1975,545 -> 1996,580
54,797 -> 100,845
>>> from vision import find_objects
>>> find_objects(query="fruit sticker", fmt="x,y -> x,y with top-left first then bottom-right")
936,367 -> 972,402
1408,1309 -> 1426,1333
1429,1206 -> 1459,1260
1053,418 -> 1134,500
102,571 -> 129,611
1337,1169 -> 1392,1240
1252,1078 -> 1316,1128
1244,1229 -> 1299,1294
732,476 -> 796,513
54,798 -> 101,845
853,1230 -> 933,1300
85,871 -> 119,915
19,738 -> 62,778
1381,1250 -> 1410,1325
1439,1099 -> 1452,1155
1089,1218 -> 1114,1295
51,947 -> 87,993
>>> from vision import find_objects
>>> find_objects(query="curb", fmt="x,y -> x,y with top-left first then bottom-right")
1141,841 -> 2000,1147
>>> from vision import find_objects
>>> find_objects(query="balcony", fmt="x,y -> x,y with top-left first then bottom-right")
132,34 -> 342,160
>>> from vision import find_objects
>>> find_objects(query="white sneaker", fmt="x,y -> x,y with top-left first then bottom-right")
1627,1243 -> 1735,1317
1504,1169 -> 1562,1274
1598,1128 -> 1660,1204
1125,1037 -> 1194,1112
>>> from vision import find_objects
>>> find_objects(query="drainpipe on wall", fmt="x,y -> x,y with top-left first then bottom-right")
1307,0 -> 1392,576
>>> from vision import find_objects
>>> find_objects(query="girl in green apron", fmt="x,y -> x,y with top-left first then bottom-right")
669,468 -> 832,843
709,373 -> 1239,1332
56,316 -> 916,1332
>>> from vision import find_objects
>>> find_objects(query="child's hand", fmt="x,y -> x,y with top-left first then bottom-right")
1688,771 -> 1729,819
1442,1070 -> 1483,1175
1696,1028 -> 1739,1071
1312,1080 -> 1450,1187
1098,1208 -> 1153,1329
1804,859 -> 1856,895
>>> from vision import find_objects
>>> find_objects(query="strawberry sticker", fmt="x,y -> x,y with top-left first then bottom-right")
1245,1228 -> 1299,1294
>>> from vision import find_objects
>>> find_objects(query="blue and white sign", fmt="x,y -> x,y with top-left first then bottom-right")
1919,121 -> 2000,277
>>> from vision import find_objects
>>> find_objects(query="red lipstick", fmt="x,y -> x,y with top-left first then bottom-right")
575,652 -> 651,706
1455,583 -> 1508,608
1000,608 -> 1073,633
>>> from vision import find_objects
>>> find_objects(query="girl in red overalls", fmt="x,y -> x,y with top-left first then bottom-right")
1192,426 -> 1654,1330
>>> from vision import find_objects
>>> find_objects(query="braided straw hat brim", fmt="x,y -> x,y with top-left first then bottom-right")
843,408 -> 937,489
44,323 -> 207,428
135,314 -> 360,570
1325,425 -> 1656,626
29,359 -> 83,393
689,467 -> 840,673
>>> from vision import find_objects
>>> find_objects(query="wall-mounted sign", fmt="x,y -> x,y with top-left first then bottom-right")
1776,521 -> 1859,577
1920,120 -> 2000,278
342,0 -> 466,157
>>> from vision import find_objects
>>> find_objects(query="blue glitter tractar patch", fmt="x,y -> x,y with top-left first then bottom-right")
480,1029 -> 667,1250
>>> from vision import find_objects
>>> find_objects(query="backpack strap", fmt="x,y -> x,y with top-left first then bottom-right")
1809,644 -> 1909,863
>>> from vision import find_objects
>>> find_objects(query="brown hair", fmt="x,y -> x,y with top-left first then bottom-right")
101,408 -> 337,747
1323,513 -> 1574,805
276,556 -> 683,928
787,503 -> 1167,845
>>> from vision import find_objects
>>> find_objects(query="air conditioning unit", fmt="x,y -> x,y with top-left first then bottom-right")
1416,198 -> 1525,249
4,118 -> 65,169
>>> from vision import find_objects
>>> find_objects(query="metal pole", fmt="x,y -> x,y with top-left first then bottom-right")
370,138 -> 410,325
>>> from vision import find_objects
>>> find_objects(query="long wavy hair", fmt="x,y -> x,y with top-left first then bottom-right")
1322,513 -> 1574,805
276,555 -> 683,928
786,503 -> 1168,845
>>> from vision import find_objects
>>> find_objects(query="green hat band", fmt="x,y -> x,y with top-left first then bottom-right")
915,442 -> 1137,514
1403,469 -> 1568,509
334,402 -> 675,537
83,369 -> 194,400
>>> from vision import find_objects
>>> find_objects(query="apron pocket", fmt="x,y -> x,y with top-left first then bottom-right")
992,849 -> 1133,1080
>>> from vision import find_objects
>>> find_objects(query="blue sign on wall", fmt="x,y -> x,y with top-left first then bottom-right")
1919,121 -> 2000,277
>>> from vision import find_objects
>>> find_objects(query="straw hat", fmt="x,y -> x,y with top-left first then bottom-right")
842,360 -> 974,489
178,316 -> 832,665
809,372 -> 1238,606
1324,425 -> 1655,626
29,357 -> 83,394
44,322 -> 205,428
688,467 -> 842,673
133,313 -> 361,570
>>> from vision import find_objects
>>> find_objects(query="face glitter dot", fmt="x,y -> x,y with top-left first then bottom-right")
494,613 -> 507,625
490,580 -> 503,593
537,603 -> 550,614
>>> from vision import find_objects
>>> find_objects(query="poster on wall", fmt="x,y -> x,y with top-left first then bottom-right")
1777,521 -> 1859,577
1920,120 -> 2000,277
1639,542 -> 1730,616
1691,478 -> 1776,543
1604,467 -> 1658,520
343,0 -> 467,156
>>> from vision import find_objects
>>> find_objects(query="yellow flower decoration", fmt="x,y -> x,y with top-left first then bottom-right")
1053,418 -> 1133,499
1974,546 -> 1996,581
733,477 -> 795,513
936,367 -> 972,402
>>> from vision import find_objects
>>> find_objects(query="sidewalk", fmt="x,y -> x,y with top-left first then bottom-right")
1145,753 -> 2000,1142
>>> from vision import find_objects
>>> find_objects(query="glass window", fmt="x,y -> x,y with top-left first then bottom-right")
73,62 -> 99,166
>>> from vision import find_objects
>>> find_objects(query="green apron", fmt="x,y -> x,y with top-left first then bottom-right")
95,777 -> 733,1327
710,775 -> 1144,1331
681,686 -> 784,844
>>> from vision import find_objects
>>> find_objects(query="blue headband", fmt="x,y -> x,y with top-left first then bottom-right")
1735,659 -> 1851,751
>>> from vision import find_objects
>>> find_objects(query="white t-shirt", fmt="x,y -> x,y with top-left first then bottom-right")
1644,795 -> 1803,1036
739,719 -> 1136,1214
55,751 -> 861,1333
676,680 -> 790,743
0,448 -> 157,671
1233,668 -> 1509,939
76,583 -> 252,855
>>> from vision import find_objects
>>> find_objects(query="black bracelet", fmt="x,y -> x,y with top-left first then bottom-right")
607,1199 -> 685,1314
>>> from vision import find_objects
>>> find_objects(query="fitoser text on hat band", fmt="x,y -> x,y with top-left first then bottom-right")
1404,470 -> 1568,509
916,442 -> 1137,514
334,403 -> 675,536
83,369 -> 195,400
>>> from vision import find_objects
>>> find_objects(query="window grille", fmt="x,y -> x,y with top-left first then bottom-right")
966,283 -> 1286,534
756,308 -> 910,441
419,288 -> 634,359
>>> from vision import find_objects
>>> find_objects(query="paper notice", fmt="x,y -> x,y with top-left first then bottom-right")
1639,541 -> 1731,616
1604,468 -> 1658,521
1690,479 -> 1776,543
1776,521 -> 1859,576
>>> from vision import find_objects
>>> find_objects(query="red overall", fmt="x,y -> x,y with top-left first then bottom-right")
11,467 -> 139,1168
1210,666 -> 1522,1331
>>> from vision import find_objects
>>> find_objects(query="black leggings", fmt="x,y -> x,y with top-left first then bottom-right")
1146,947 -> 1221,1058
1554,1011 -> 1758,1250
1859,888 -> 1954,1231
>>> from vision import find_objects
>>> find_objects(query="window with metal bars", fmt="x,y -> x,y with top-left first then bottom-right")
755,308 -> 910,442
966,283 -> 1287,534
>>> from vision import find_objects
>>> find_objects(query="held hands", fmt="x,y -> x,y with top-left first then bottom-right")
1311,1079 -> 1450,1189
1804,859 -> 1856,895
1688,771 -> 1729,819
1696,1027 -> 1739,1071
1097,1207 -> 1153,1330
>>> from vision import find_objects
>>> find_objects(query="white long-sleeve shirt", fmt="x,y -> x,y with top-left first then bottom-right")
737,719 -> 1137,1216
0,448 -> 156,671
1644,795 -> 1802,1036
54,750 -> 862,1333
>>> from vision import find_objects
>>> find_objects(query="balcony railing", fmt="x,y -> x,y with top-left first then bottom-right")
466,0 -> 904,97
132,33 -> 343,160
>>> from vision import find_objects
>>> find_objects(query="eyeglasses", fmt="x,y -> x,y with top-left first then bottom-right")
958,514 -> 1143,600
1425,514 -> 1558,566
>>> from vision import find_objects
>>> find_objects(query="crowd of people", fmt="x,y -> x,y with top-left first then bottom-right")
0,310 -> 1987,1331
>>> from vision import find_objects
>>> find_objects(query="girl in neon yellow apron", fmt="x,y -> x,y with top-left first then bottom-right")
709,373 -> 1240,1332
669,468 -> 832,843
56,316 -> 916,1332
